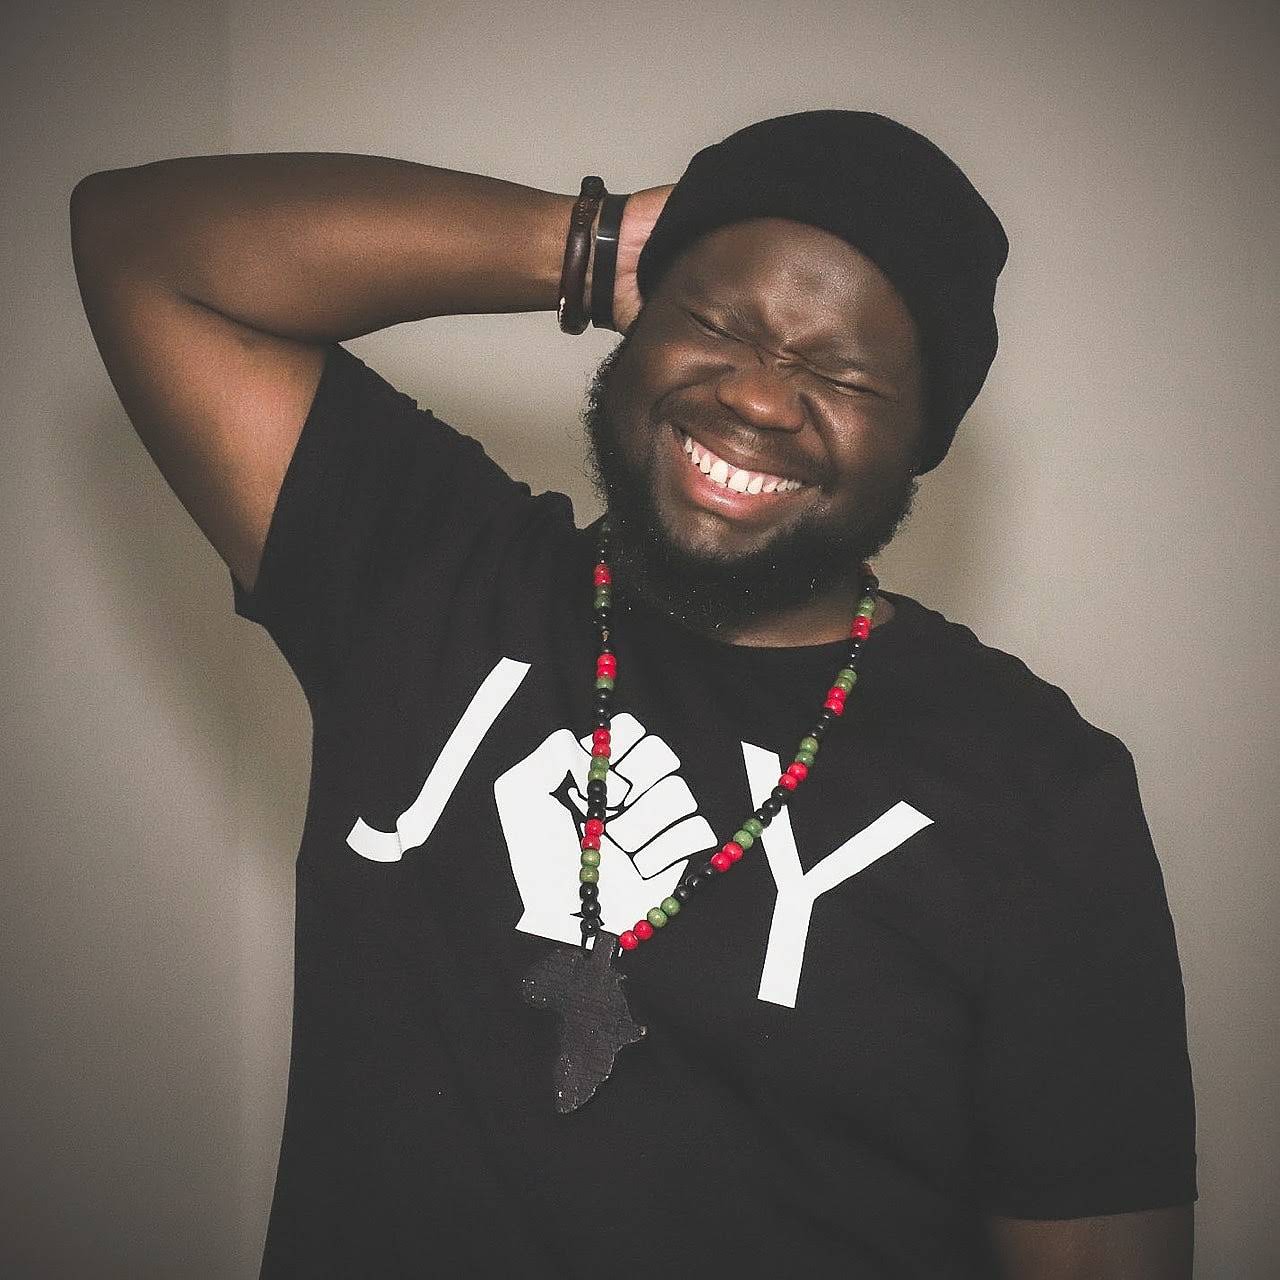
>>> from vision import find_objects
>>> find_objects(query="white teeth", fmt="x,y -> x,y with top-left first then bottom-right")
679,431 -> 803,495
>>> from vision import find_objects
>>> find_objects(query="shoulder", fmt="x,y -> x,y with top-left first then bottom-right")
877,591 -> 1134,810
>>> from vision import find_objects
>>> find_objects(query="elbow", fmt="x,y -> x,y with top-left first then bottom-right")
70,168 -> 140,269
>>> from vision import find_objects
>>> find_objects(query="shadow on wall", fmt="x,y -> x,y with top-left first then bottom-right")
49,394 -> 304,1272
880,412 -> 1012,621
59,401 -> 312,862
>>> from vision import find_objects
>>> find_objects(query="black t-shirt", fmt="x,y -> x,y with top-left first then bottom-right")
232,342 -> 1196,1278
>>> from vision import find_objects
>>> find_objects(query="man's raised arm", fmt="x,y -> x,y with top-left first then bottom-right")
69,154 -> 589,591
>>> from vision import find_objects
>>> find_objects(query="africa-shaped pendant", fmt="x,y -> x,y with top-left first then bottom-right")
522,931 -> 646,1113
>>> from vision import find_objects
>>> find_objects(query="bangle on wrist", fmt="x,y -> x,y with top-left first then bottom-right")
589,193 -> 628,330
557,176 -> 605,335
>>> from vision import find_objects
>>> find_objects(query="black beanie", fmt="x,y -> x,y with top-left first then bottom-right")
635,110 -> 1008,473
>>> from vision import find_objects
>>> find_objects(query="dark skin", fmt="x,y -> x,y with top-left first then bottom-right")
71,157 -> 1192,1277
600,216 -> 918,644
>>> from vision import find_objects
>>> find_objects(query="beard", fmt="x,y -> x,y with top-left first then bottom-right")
582,335 -> 919,638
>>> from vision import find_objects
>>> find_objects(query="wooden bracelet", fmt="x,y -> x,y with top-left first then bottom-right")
558,176 -> 606,335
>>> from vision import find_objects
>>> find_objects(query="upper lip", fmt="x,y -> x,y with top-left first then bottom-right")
672,422 -> 822,487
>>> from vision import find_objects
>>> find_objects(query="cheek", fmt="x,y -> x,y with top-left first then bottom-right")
824,407 -> 922,497
613,345 -> 710,445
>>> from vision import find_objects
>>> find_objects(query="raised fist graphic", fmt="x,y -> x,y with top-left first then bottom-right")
495,713 -> 717,947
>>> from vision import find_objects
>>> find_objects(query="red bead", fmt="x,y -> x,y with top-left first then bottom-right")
823,697 -> 845,715
851,615 -> 872,639
596,655 -> 617,676
592,743 -> 611,759
593,563 -> 612,586
584,818 -> 604,839
618,930 -> 639,950
786,762 -> 809,782
592,728 -> 610,746
581,834 -> 601,851
826,686 -> 846,704
633,920 -> 654,941
722,841 -> 744,862
777,772 -> 799,791
710,851 -> 733,872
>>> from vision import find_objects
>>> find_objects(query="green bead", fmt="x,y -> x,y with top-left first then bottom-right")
732,829 -> 754,850
594,675 -> 615,691
743,817 -> 764,837
579,866 -> 599,884
837,667 -> 857,684
833,674 -> 854,693
858,595 -> 877,613
588,761 -> 609,781
660,896 -> 681,917
594,588 -> 612,607
580,848 -> 601,867
795,748 -> 816,767
799,736 -> 820,755
646,907 -> 668,928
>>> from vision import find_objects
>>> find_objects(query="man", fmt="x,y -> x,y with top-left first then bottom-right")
71,111 -> 1196,1277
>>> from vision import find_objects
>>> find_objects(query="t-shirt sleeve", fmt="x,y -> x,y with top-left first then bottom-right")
231,341 -> 536,697
978,740 -> 1198,1218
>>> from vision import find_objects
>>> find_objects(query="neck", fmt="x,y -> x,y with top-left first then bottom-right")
718,579 -> 895,647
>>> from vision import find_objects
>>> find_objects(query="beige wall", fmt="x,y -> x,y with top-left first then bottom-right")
4,0 -> 1276,1274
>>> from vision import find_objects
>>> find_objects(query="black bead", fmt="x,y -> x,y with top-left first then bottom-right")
753,808 -> 772,827
815,708 -> 836,730
587,779 -> 607,798
579,882 -> 599,900
586,803 -> 606,821
580,918 -> 600,939
684,873 -> 707,893
770,785 -> 791,805
673,884 -> 693,903
593,715 -> 611,730
697,861 -> 718,878
580,900 -> 602,919
761,796 -> 783,818
597,642 -> 613,655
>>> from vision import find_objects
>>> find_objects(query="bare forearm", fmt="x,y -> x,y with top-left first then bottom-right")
71,153 -> 575,343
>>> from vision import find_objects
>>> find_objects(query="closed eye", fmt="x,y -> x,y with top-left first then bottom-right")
815,370 -> 878,396
687,310 -> 736,340
686,309 -> 882,396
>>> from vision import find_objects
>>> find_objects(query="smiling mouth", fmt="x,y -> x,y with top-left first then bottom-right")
679,431 -> 808,495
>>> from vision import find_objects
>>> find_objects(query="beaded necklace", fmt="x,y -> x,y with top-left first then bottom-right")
522,518 -> 880,1112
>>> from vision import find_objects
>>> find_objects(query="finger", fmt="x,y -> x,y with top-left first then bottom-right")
630,811 -> 719,880
612,732 -> 680,794
580,711 -> 645,758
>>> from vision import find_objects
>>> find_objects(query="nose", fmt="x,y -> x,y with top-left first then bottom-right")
714,353 -> 806,434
